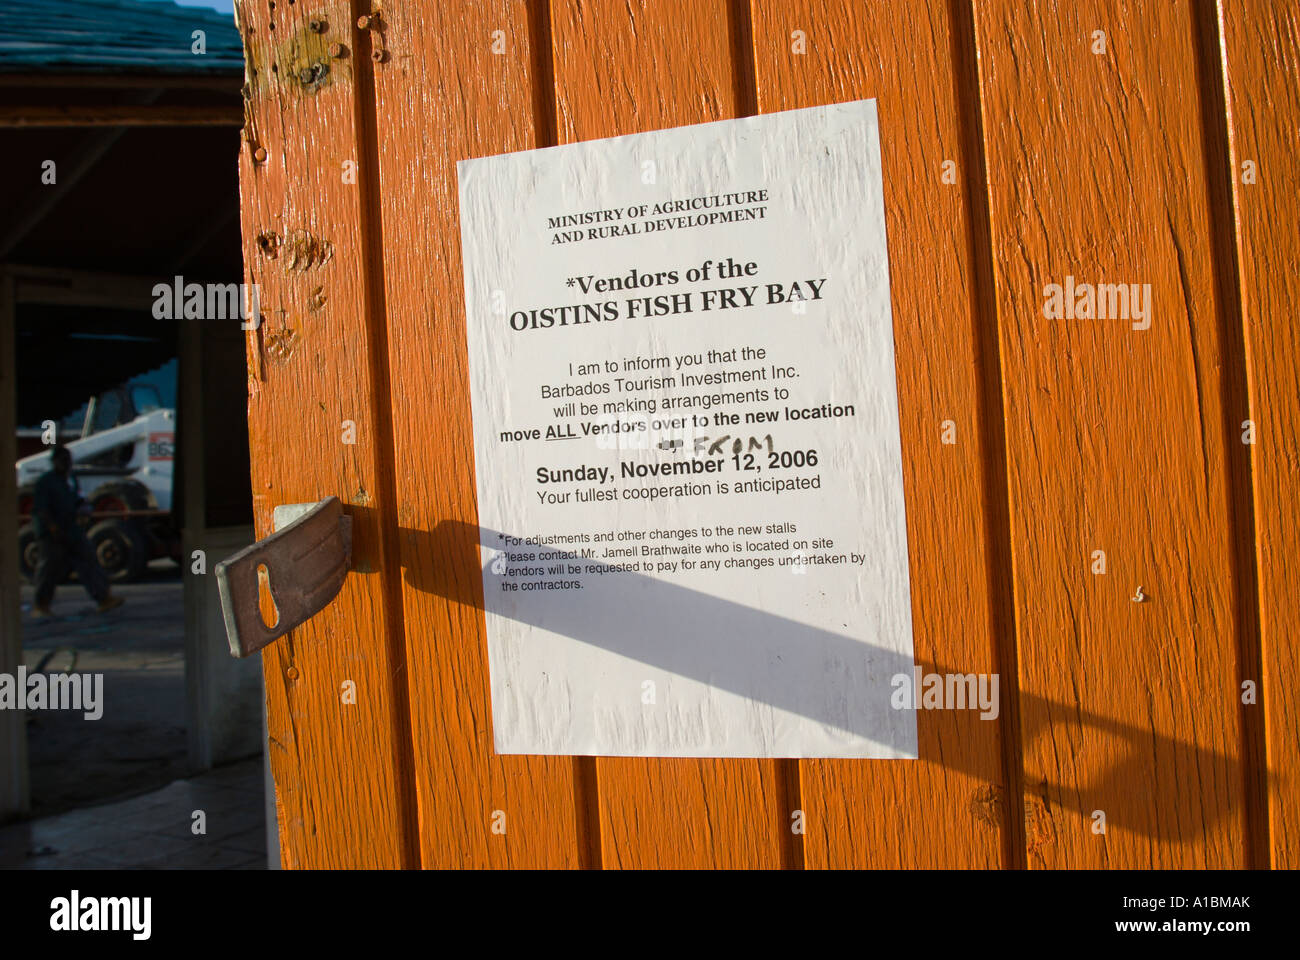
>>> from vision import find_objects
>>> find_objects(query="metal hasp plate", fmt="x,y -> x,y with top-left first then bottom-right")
216,497 -> 353,658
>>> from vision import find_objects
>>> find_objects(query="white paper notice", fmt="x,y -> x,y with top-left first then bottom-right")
457,99 -> 916,758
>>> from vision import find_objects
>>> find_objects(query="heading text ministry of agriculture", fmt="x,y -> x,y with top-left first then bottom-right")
547,189 -> 769,243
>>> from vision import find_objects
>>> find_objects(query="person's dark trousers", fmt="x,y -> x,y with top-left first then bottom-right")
33,534 -> 109,608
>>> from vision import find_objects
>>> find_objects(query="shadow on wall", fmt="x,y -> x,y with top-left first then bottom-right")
330,504 -> 1270,850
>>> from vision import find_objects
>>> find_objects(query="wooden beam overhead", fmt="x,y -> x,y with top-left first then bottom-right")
0,104 -> 243,127
2,265 -> 160,310
0,90 -> 164,259
0,73 -> 240,90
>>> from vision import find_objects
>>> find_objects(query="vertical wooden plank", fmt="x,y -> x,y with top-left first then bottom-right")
0,273 -> 29,821
234,0 -> 417,868
549,0 -> 789,869
1219,0 -> 1300,869
366,1 -> 586,867
749,0 -> 1017,867
974,0 -> 1251,866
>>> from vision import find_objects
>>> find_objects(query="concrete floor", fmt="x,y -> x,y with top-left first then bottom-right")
5,561 -> 270,868
20,565 -> 191,815
0,757 -> 266,869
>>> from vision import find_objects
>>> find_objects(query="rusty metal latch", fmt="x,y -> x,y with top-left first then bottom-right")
216,497 -> 352,658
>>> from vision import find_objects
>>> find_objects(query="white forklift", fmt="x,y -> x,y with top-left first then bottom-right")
16,382 -> 180,583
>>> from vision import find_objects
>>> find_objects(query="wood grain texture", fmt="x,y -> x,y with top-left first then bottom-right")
367,0 -> 587,867
234,0 -> 418,868
1218,0 -> 1300,869
550,0 -> 789,869
750,0 -> 1016,868
226,0 -> 1298,870
973,0 -> 1251,867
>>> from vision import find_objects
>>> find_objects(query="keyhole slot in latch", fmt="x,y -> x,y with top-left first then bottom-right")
256,562 -> 280,629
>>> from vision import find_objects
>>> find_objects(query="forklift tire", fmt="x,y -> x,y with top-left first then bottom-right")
87,480 -> 155,515
17,521 -> 39,584
87,519 -> 148,583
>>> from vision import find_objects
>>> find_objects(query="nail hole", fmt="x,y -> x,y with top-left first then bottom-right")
257,563 -> 280,629
256,231 -> 281,258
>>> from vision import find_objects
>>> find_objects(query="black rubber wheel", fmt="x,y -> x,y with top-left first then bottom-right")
86,479 -> 154,515
86,519 -> 148,583
17,521 -> 39,584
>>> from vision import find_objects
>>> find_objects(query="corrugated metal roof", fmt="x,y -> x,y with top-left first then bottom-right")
0,0 -> 243,74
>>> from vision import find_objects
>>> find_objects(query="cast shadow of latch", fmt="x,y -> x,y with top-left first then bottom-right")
376,513 -> 1274,847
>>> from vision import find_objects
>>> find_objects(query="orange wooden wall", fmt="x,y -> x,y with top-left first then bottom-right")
232,0 -> 1298,868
